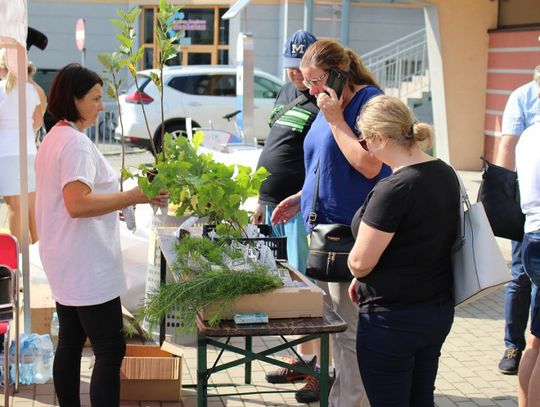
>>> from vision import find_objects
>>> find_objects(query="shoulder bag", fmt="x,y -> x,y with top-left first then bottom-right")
305,161 -> 355,282
451,170 -> 511,306
476,156 -> 525,241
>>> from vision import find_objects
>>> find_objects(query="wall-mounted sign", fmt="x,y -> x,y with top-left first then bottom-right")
173,19 -> 207,31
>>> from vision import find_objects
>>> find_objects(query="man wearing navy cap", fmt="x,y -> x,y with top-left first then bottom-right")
251,30 -> 322,403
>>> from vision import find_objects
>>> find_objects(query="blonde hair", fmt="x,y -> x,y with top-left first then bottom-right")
300,39 -> 380,90
0,48 -> 6,72
28,61 -> 36,77
358,95 -> 433,150
0,48 -> 16,92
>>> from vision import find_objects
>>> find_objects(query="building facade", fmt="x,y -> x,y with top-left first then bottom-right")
27,0 -> 424,79
26,0 -> 540,169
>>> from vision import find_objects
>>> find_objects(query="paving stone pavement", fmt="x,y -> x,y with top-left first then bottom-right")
0,157 -> 520,406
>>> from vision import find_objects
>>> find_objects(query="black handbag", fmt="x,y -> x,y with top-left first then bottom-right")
476,156 -> 525,242
305,161 -> 354,282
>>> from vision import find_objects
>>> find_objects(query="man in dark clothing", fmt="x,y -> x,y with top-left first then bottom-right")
252,30 -> 318,274
251,31 -> 321,400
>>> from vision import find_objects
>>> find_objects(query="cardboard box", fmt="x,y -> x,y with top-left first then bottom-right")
21,285 -> 136,347
120,341 -> 184,401
201,263 -> 324,320
19,284 -> 56,335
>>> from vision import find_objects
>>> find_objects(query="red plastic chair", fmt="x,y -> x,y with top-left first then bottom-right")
0,233 -> 20,404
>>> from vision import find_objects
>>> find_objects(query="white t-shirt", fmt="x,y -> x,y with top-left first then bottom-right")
0,81 -> 40,157
35,123 -> 127,306
516,115 -> 540,233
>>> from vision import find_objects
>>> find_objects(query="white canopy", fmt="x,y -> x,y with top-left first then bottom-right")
0,0 -> 32,334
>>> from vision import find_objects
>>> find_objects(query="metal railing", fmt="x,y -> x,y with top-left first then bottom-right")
85,102 -> 123,154
361,28 -> 429,100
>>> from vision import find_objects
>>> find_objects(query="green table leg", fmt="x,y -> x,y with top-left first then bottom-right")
319,333 -> 330,407
197,331 -> 208,407
245,336 -> 252,384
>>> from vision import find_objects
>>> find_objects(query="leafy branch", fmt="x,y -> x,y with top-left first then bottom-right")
153,0 -> 183,157
110,6 -> 159,161
98,52 -> 126,189
127,132 -> 269,237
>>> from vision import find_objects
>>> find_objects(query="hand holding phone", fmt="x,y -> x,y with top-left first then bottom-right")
325,70 -> 346,99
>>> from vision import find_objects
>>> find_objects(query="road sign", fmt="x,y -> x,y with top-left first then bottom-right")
75,18 -> 85,51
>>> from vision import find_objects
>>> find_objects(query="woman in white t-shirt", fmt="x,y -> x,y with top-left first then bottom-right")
0,49 -> 43,244
35,63 -> 168,407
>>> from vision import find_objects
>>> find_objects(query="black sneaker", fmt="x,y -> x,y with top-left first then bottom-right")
265,356 -> 317,384
498,348 -> 522,375
294,368 -> 335,404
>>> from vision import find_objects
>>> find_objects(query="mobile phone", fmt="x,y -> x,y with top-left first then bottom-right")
326,70 -> 346,99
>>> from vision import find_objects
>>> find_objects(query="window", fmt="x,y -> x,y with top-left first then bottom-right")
168,75 -> 211,95
254,76 -> 281,99
140,6 -> 230,68
212,75 -> 236,96
127,75 -> 152,93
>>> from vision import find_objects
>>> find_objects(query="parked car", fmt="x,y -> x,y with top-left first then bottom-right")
114,65 -> 283,151
33,68 -> 117,144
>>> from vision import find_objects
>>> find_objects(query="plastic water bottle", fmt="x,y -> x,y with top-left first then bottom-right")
50,312 -> 59,350
19,337 -> 36,385
33,334 -> 53,384
8,340 -> 16,385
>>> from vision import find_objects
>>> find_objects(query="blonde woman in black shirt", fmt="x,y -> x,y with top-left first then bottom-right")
348,95 -> 459,407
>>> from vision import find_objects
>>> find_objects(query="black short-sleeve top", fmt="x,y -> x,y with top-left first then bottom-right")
351,159 -> 460,312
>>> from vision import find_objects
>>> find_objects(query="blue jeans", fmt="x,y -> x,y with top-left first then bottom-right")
504,240 -> 540,351
356,299 -> 454,407
264,204 -> 308,274
522,231 -> 540,338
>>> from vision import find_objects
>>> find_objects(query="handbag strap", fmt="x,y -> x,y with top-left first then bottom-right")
450,167 -> 470,253
308,159 -> 384,230
308,160 -> 321,230
269,93 -> 310,127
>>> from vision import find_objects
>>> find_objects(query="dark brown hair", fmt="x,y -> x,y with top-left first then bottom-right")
48,63 -> 103,121
300,39 -> 380,91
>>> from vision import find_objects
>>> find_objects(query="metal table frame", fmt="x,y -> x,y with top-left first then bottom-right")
156,228 -> 347,407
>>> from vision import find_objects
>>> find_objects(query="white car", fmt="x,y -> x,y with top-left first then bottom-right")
115,65 -> 283,151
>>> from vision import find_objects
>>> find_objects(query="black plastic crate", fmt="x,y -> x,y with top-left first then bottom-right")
236,236 -> 287,260
201,224 -> 287,260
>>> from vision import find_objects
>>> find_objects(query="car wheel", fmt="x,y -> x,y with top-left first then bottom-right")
153,122 -> 187,153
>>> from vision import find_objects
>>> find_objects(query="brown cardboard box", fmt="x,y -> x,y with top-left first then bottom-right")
120,341 -> 184,401
19,284 -> 56,335
22,285 -> 135,347
201,263 -> 324,320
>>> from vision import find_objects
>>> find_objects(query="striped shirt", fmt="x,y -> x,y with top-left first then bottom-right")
502,80 -> 540,137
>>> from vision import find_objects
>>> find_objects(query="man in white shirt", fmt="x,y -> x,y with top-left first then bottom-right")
496,66 -> 540,375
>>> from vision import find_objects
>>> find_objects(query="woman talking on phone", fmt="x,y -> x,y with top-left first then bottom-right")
272,39 -> 390,406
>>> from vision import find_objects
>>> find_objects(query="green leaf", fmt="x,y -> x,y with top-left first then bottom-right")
97,53 -> 112,69
192,131 -> 204,150
109,18 -> 125,31
106,86 -> 117,100
127,63 -> 137,77
115,33 -> 132,49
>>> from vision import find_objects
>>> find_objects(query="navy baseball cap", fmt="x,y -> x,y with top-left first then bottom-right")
283,30 -> 317,69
